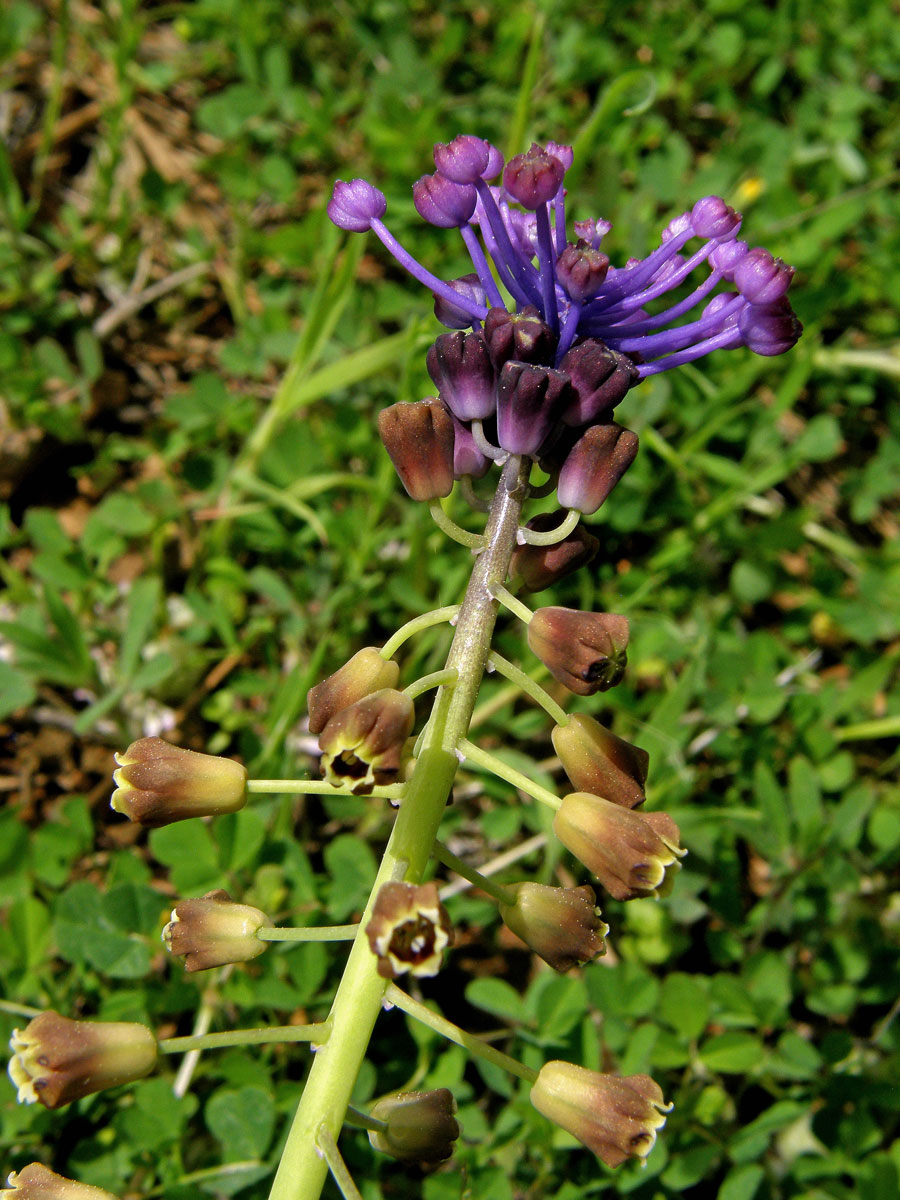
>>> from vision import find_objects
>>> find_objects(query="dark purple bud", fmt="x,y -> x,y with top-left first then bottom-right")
496,362 -> 571,456
503,144 -> 566,210
558,341 -> 639,426
427,331 -> 496,421
483,305 -> 556,369
327,179 -> 387,232
510,513 -> 599,593
691,196 -> 741,240
433,135 -> 492,184
433,274 -> 487,329
739,298 -> 803,356
377,399 -> 456,501
710,239 -> 748,280
441,405 -> 492,478
557,424 -> 639,514
413,173 -> 477,228
543,140 -> 574,170
733,247 -> 794,304
556,241 -> 610,304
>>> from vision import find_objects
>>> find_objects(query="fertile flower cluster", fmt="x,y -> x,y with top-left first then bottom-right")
329,135 -> 801,503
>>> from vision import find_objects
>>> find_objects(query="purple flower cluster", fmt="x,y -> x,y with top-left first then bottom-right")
328,136 -> 801,494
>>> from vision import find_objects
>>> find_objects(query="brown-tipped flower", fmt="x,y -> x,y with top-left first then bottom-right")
531,1062 -> 671,1168
368,1088 -> 460,1162
307,647 -> 400,736
366,881 -> 452,979
483,305 -> 556,370
557,423 -> 639,514
527,608 -> 629,695
111,737 -> 247,828
553,793 -> 685,901
162,889 -> 269,972
8,1012 -> 157,1110
510,513 -> 599,593
552,714 -> 649,809
318,688 -> 414,795
499,883 -> 608,973
1,1164 -> 119,1200
377,399 -> 456,501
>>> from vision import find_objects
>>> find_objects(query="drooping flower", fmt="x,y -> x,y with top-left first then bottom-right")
8,1012 -> 157,1109
163,889 -> 270,972
111,737 -> 247,827
527,608 -> 630,695
498,882 -> 608,972
552,713 -> 649,809
1,1164 -> 119,1200
328,135 -> 801,492
368,1088 -> 460,1162
307,647 -> 400,736
318,688 -> 414,795
531,1062 -> 671,1167
553,793 -> 685,901
366,881 -> 453,978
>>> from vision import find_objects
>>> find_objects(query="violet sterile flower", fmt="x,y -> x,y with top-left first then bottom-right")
328,135 -> 801,489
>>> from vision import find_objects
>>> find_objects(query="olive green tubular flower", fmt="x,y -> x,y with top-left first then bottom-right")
111,737 -> 248,827
1,1165 -> 119,1200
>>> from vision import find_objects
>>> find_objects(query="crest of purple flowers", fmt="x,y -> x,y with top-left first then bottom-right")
328,135 -> 801,480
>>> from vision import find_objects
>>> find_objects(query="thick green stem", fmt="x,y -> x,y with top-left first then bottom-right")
268,456 -> 530,1200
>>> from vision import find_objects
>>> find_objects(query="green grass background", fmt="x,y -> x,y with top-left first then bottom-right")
1,1 -> 899,1197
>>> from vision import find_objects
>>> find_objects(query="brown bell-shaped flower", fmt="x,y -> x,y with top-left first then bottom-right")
0,1164 -> 119,1200
307,647 -> 400,736
368,1088 -> 460,1162
8,1012 -> 157,1110
527,608 -> 629,695
557,423 -> 639,514
509,513 -> 599,593
318,688 -> 414,795
111,738 -> 247,828
531,1062 -> 671,1168
163,889 -> 269,972
553,793 -> 685,901
552,714 -> 649,809
366,881 -> 453,979
498,882 -> 607,972
377,399 -> 456,501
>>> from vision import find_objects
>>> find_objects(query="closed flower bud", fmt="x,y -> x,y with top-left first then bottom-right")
499,883 -> 607,972
503,144 -> 566,209
377,399 -> 456,501
163,889 -> 269,972
434,273 -> 487,329
318,688 -> 414,795
733,246 -> 793,304
556,424 -> 639,515
368,1088 -> 460,1162
556,241 -> 610,303
496,361 -> 571,456
552,713 -> 649,809
1,1164 -> 119,1200
433,134 -> 492,184
509,514 -> 599,593
327,179 -> 387,232
111,738 -> 247,828
558,342 -> 639,427
691,196 -> 741,240
483,305 -> 556,370
739,298 -> 803,356
531,1062 -> 671,1168
8,1012 -> 157,1110
307,647 -> 400,737
527,608 -> 629,695
553,793 -> 685,901
427,331 -> 496,422
413,173 -> 477,228
367,881 -> 452,978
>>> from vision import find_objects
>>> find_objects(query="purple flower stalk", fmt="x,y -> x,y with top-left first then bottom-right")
329,135 -> 801,474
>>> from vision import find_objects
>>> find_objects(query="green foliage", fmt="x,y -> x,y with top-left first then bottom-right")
2,1 -> 899,1198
